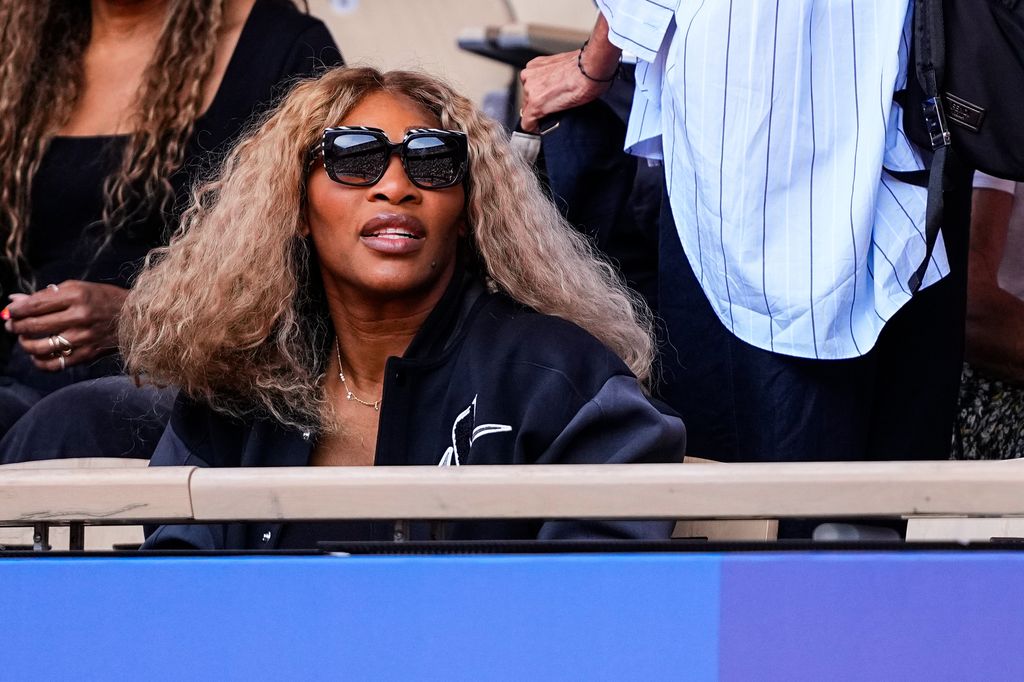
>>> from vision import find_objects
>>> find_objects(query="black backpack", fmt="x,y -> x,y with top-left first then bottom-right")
898,0 -> 1024,291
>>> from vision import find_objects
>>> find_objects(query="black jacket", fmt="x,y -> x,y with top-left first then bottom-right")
145,274 -> 685,549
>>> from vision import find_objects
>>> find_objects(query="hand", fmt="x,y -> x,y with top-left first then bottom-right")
3,281 -> 129,372
519,51 -> 611,133
519,15 -> 621,133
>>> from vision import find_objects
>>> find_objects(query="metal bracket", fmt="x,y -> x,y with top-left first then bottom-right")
69,523 -> 85,552
922,96 -> 952,149
32,523 -> 50,552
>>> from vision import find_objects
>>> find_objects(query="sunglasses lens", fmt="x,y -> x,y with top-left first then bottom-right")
325,132 -> 388,185
405,135 -> 464,188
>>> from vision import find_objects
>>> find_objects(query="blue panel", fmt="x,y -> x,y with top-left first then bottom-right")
0,554 -> 721,681
719,552 -> 1024,681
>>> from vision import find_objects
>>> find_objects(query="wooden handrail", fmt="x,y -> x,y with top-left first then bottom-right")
0,467 -> 195,525
2,460 -> 1024,525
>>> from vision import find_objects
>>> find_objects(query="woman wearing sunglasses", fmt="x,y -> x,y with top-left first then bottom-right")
123,66 -> 684,550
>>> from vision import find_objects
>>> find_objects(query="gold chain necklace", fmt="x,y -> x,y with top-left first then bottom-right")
335,339 -> 381,411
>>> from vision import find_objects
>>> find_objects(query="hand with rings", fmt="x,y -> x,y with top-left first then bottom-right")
47,334 -> 74,370
48,334 -> 74,356
3,279 -> 129,372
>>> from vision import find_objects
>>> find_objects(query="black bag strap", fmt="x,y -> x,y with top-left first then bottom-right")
908,0 -> 953,293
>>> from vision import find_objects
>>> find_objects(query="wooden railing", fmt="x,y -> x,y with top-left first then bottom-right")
3,459 -> 1024,550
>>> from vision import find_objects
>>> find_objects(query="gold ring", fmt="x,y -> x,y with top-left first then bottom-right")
46,283 -> 59,293
58,355 -> 66,371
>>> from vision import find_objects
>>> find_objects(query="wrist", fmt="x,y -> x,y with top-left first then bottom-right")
577,38 -> 621,84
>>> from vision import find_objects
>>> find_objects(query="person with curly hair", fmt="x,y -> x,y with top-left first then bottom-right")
0,0 -> 340,459
124,67 -> 685,549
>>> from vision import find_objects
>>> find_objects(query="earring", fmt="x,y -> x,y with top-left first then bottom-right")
430,260 -> 437,269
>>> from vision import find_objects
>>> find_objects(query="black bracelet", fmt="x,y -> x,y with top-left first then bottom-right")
577,39 -> 620,84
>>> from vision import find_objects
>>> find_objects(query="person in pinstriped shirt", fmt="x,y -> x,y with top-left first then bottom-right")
522,1 -> 973,463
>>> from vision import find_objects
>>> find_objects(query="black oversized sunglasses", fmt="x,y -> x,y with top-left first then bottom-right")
307,126 -> 469,190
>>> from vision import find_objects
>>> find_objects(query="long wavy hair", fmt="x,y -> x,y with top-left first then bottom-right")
0,0 -> 226,291
121,66 -> 656,431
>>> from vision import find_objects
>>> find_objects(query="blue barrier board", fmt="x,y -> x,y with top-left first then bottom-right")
2,551 -> 1023,680
0,554 -> 721,681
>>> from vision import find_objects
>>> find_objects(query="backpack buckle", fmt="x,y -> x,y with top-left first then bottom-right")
922,96 -> 952,149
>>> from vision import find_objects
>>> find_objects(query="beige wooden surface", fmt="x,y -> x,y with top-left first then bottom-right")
1,457 -> 147,470
906,517 -> 1024,542
0,459 -> 149,548
5,461 -> 1024,526
188,461 -> 1024,521
0,467 -> 195,524
673,519 -> 780,542
675,456 -> 778,540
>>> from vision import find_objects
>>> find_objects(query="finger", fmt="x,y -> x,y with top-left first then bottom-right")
30,353 -> 66,372
520,112 -> 539,133
6,285 -> 74,320
29,343 -> 96,372
8,307 -> 83,338
18,331 -> 82,359
2,293 -> 28,324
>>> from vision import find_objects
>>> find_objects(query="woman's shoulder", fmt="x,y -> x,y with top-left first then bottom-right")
248,0 -> 332,37
467,292 -> 634,386
214,0 -> 341,105
246,0 -> 341,65
196,1 -> 341,141
161,391 -> 252,467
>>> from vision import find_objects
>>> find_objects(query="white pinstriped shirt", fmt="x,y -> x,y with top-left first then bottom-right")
597,0 -> 949,359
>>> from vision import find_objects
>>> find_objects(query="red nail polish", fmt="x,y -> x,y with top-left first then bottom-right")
1,307 -> 9,321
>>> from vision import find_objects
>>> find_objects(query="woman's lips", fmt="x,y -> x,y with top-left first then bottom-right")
359,214 -> 426,255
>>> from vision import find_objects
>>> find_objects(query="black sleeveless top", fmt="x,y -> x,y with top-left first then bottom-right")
21,0 -> 341,292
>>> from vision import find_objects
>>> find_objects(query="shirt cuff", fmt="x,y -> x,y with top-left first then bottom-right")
597,0 -> 675,64
510,131 -> 542,165
973,171 -> 1017,195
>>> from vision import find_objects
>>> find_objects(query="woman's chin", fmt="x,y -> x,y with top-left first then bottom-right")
343,262 -> 451,302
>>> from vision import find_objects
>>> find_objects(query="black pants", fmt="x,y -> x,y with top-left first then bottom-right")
0,376 -> 176,463
656,173 -> 971,462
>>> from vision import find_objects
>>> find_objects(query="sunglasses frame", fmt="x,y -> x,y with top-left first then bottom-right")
307,126 -> 469,190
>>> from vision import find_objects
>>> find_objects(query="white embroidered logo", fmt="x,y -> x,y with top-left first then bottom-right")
437,395 -> 512,466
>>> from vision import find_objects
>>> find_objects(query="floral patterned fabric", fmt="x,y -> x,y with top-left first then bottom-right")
955,363 -> 1024,459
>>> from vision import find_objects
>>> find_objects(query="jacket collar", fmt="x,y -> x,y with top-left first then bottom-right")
398,264 -> 485,361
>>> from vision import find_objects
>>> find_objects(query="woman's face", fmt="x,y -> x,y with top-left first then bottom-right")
305,91 -> 466,305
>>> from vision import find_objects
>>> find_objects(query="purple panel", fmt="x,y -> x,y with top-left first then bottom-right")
719,552 -> 1024,681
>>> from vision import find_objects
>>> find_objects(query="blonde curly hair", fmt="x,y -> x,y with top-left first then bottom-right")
121,66 -> 655,431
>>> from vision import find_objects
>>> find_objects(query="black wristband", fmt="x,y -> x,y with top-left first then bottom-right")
577,39 -> 620,84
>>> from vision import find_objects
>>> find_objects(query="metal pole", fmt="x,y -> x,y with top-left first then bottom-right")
32,523 -> 50,552
69,523 -> 85,551
392,519 -> 409,543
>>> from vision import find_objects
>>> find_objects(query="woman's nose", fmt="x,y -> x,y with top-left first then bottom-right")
369,153 -> 419,204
